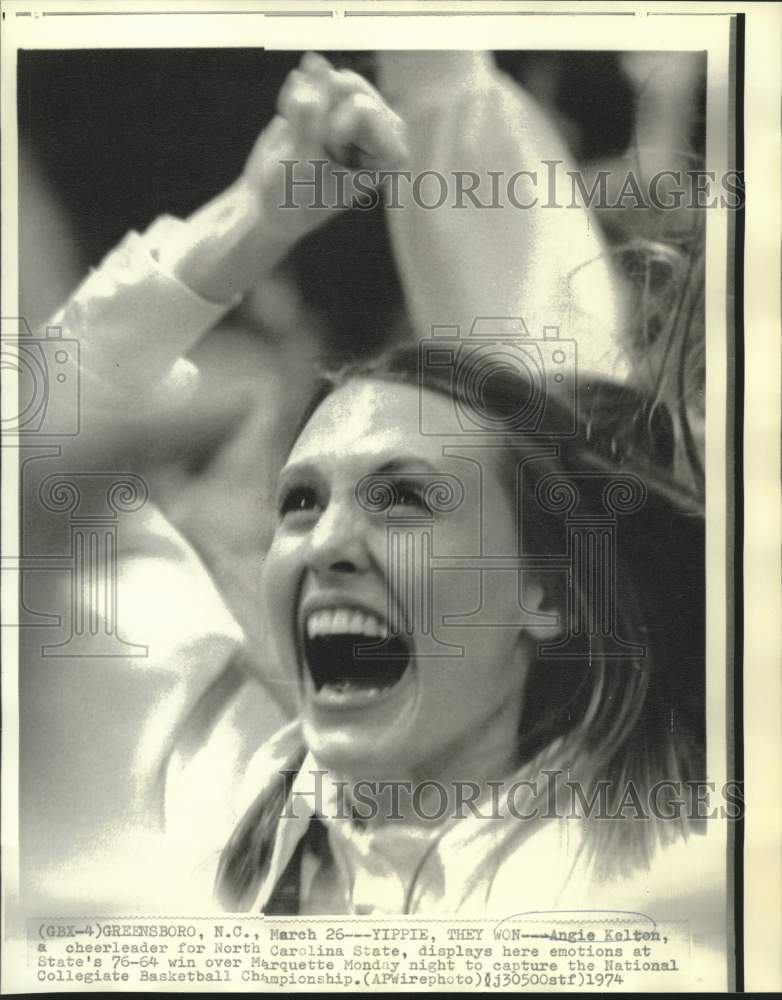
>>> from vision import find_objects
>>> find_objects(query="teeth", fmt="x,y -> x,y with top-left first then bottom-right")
331,610 -> 350,634
304,607 -> 386,639
317,684 -> 390,705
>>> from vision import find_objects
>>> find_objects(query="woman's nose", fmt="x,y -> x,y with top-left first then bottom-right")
306,497 -> 370,576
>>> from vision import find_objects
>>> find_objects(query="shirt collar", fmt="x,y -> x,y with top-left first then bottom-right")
252,751 -> 320,911
251,750 -> 559,913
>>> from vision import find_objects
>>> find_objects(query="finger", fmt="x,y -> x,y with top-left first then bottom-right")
277,69 -> 329,139
328,66 -> 379,103
299,50 -> 333,80
299,59 -> 382,128
326,91 -> 409,169
275,68 -> 300,119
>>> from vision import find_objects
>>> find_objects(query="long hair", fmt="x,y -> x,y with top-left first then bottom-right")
215,345 -> 705,908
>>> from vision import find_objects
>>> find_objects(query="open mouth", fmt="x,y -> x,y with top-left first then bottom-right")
301,607 -> 411,698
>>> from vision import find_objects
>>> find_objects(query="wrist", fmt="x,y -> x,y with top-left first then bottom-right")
161,177 -> 294,305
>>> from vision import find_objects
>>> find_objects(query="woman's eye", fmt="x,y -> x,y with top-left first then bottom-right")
391,482 -> 430,513
279,485 -> 319,518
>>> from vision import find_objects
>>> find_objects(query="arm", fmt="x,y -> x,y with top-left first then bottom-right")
51,52 -> 407,458
378,51 -> 628,380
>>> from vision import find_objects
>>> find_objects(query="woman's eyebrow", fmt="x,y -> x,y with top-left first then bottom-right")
374,458 -> 439,476
276,460 -> 320,485
280,455 -> 437,476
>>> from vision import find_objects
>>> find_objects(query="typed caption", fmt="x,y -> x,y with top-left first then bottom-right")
14,914 -> 695,993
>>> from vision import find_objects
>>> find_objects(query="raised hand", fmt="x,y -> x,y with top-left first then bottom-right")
243,51 -> 408,242
165,53 -> 408,304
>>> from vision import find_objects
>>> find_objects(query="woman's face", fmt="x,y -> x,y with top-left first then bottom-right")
264,379 -> 548,782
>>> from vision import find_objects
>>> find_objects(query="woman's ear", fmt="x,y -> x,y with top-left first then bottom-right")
519,574 -> 564,645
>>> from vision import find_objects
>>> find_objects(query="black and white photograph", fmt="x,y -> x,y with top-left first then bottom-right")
2,1 -> 779,993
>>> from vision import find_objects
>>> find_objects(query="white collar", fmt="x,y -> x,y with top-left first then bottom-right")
250,748 -> 571,913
